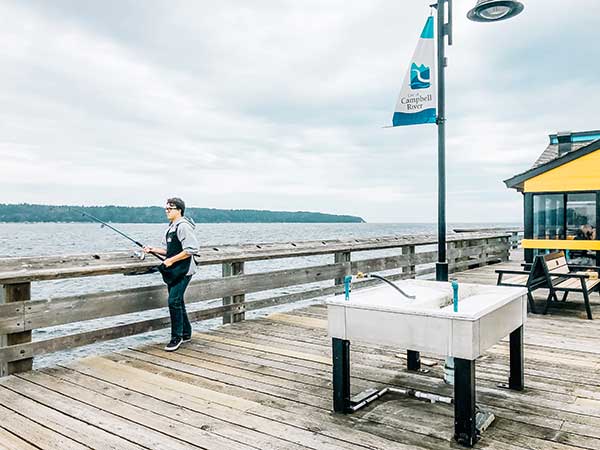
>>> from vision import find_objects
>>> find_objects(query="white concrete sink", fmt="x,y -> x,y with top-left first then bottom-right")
327,280 -> 527,360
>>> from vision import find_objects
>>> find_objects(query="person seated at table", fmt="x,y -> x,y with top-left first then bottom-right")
571,224 -> 596,265
575,224 -> 595,240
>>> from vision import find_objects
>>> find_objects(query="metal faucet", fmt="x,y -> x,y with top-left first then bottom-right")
356,272 -> 416,299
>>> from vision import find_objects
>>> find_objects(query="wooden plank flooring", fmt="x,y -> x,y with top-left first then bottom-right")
2,257 -> 600,449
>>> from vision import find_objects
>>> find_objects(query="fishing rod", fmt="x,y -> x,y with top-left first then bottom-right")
78,210 -> 165,262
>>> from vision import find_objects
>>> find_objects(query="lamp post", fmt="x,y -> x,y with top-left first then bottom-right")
431,6 -> 525,444
434,0 -> 451,283
407,0 -> 523,378
406,0 -> 524,375
434,0 -> 524,283
408,0 -> 524,374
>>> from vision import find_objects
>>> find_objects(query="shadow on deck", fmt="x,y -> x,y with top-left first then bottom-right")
2,254 -> 600,450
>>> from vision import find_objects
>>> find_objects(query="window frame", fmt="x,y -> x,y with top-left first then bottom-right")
531,190 -> 599,241
526,190 -> 600,265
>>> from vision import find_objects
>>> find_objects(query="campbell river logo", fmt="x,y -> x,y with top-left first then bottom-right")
410,63 -> 431,89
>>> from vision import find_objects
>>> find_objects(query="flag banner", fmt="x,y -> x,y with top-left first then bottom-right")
392,16 -> 436,126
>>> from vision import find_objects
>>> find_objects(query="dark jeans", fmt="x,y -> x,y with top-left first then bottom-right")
167,275 -> 192,339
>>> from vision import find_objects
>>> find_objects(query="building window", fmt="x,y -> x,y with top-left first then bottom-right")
566,193 -> 596,239
567,193 -> 596,264
530,192 -> 597,264
533,194 -> 564,240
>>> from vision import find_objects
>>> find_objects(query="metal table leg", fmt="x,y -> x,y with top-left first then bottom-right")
407,350 -> 421,371
454,358 -> 477,447
509,325 -> 524,390
332,338 -> 351,413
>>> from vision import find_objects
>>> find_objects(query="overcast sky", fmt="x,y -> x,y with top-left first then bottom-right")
1,1 -> 598,223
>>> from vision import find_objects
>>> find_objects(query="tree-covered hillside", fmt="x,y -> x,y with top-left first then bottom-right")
0,204 -> 365,223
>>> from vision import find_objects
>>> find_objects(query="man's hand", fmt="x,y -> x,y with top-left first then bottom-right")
163,257 -> 174,268
143,246 -> 153,254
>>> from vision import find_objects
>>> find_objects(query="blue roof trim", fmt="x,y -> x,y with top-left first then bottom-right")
549,131 -> 600,144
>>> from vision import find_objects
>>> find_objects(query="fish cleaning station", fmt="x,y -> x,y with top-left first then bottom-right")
328,277 -> 527,446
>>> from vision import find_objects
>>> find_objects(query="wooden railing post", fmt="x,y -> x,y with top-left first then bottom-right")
467,239 -> 478,269
480,238 -> 490,267
447,241 -> 456,275
334,252 -> 351,293
510,231 -> 519,250
222,262 -> 245,324
0,283 -> 31,376
502,236 -> 511,261
402,245 -> 416,278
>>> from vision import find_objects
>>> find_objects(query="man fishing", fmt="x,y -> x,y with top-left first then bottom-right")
144,197 -> 199,351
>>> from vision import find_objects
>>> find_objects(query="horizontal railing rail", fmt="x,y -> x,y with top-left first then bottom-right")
453,227 -> 523,249
0,232 -> 511,377
0,232 -> 510,284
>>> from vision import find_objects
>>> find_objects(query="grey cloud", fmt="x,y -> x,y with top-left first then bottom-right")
1,1 -> 597,222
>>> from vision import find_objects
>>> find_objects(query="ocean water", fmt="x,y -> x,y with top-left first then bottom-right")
1,222 -> 518,368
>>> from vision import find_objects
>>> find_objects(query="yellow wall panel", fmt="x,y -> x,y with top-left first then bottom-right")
524,150 -> 600,192
522,239 -> 600,251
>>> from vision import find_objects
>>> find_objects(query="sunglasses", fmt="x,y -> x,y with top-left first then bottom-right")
165,206 -> 179,211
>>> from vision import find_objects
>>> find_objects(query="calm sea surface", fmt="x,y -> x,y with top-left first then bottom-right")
1,222 -> 518,367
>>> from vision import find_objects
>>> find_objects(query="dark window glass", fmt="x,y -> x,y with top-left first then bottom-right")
533,194 -> 564,240
567,193 -> 596,264
566,193 -> 596,239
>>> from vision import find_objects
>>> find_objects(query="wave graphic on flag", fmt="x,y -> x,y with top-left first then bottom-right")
392,16 -> 436,127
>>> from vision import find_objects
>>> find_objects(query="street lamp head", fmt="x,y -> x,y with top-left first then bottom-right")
467,0 -> 524,22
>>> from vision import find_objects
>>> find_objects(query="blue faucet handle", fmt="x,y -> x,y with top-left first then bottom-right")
451,279 -> 459,312
344,275 -> 352,300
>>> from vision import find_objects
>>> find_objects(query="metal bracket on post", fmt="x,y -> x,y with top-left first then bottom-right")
447,0 -> 453,45
431,0 -> 453,43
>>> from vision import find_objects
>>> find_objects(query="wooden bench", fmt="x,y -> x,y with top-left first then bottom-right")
496,267 -> 544,314
497,251 -> 600,318
535,252 -> 600,319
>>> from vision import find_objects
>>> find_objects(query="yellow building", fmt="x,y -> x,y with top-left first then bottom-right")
505,130 -> 600,265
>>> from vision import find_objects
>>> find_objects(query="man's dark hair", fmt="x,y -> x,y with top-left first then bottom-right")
167,197 -> 185,215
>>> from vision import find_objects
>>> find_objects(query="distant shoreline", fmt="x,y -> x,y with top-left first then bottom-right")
0,221 -> 522,226
0,203 -> 365,224
0,221 -> 369,224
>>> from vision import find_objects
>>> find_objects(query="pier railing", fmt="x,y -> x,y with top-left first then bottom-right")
0,232 -> 511,377
453,227 -> 523,249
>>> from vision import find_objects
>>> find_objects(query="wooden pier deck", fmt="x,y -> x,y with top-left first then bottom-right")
2,256 -> 600,449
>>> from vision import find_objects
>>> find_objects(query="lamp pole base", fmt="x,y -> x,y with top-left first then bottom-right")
436,262 -> 448,282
